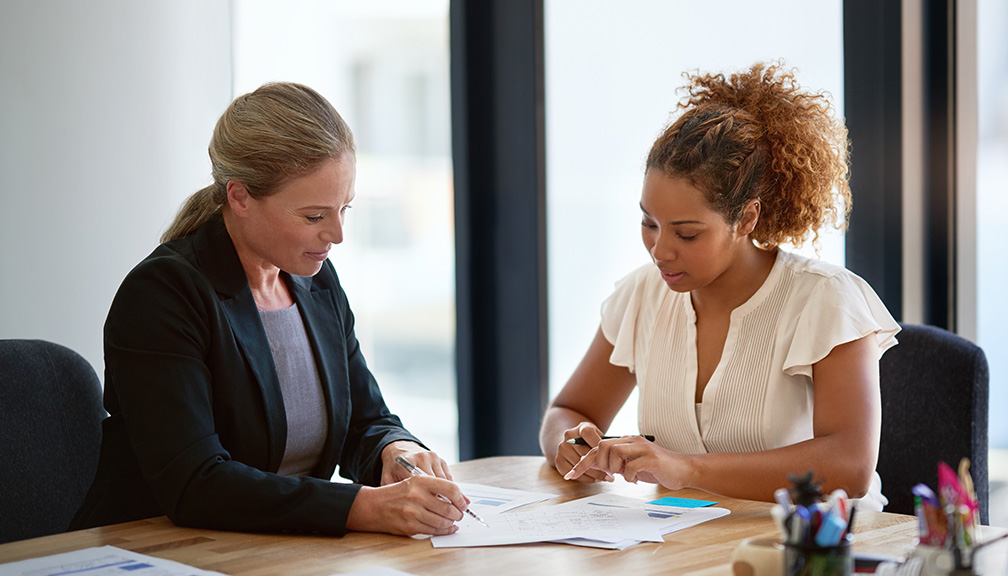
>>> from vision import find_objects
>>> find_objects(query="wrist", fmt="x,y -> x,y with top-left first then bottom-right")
346,485 -> 377,532
681,453 -> 702,490
383,439 -> 424,457
383,439 -> 408,454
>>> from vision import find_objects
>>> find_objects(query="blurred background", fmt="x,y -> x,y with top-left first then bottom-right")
1,0 -> 1004,526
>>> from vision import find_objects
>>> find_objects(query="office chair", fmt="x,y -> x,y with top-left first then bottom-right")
0,339 -> 105,544
877,323 -> 989,524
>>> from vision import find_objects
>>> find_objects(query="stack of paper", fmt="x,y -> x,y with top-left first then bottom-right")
431,484 -> 730,550
553,493 -> 730,549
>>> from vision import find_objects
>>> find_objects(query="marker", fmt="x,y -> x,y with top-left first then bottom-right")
826,488 -> 849,521
770,504 -> 789,539
790,505 -> 811,544
814,512 -> 848,546
394,455 -> 488,527
774,487 -> 793,509
566,435 -> 656,446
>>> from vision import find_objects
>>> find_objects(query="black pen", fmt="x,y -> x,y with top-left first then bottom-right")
394,455 -> 489,527
565,435 -> 655,446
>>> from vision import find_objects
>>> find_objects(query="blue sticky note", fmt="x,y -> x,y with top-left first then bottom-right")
648,496 -> 717,508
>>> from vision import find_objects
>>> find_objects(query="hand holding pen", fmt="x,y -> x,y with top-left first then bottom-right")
345,456 -> 474,536
380,440 -> 454,485
557,420 -> 654,484
564,433 -> 677,487
566,435 -> 655,446
395,456 -> 489,527
556,423 -> 616,483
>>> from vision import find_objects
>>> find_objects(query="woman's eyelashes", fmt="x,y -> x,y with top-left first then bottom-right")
304,205 -> 350,224
641,219 -> 699,241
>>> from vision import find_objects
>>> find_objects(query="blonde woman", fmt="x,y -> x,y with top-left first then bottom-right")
541,63 -> 899,510
71,83 -> 466,537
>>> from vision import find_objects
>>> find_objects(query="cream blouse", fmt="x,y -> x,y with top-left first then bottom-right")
600,248 -> 899,510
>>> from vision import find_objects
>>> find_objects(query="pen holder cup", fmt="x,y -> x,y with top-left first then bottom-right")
731,537 -> 784,576
908,545 -> 958,576
784,539 -> 852,576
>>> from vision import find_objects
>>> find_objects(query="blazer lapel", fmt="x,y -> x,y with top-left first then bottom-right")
194,217 -> 287,472
220,293 -> 287,471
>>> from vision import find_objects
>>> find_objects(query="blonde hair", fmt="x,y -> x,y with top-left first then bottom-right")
646,61 -> 851,249
161,82 -> 356,243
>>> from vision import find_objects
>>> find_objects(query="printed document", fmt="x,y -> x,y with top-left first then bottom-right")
430,494 -> 663,548
455,482 -> 555,513
0,545 -> 225,576
553,493 -> 730,549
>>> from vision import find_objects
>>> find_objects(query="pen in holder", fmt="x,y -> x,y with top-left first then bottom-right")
904,459 -> 985,576
775,471 -> 855,576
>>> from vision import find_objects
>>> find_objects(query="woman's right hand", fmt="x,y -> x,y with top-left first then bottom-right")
555,422 -> 615,483
538,327 -> 636,481
345,476 -> 467,536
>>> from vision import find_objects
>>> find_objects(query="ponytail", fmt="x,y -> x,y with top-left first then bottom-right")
161,183 -> 226,243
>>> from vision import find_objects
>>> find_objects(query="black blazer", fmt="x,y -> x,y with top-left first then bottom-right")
70,216 -> 420,535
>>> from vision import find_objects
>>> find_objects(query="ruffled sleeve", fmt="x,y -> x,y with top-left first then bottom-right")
783,270 -> 900,378
600,264 -> 662,373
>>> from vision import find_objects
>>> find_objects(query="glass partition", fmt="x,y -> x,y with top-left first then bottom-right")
976,0 -> 1008,527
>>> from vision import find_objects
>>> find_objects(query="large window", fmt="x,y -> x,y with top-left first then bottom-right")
544,0 -> 845,432
232,1 -> 458,462
976,0 -> 1007,526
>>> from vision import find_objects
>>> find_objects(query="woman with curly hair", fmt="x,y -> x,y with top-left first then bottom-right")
540,62 -> 898,510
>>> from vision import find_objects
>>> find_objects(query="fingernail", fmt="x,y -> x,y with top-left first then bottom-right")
563,471 -> 575,480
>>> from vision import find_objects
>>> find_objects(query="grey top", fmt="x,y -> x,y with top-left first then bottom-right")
259,304 -> 328,477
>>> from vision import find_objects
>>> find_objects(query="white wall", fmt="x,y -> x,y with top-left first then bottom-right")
0,0 -> 233,380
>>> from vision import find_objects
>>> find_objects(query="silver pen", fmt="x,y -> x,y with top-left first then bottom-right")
394,455 -> 489,527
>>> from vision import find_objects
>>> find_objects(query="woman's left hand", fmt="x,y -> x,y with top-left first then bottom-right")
380,440 -> 454,485
563,436 -> 691,489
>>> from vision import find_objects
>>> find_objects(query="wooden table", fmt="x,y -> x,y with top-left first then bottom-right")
0,456 -> 921,575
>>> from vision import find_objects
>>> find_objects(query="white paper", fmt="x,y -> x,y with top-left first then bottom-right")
455,482 -> 556,513
430,494 -> 663,548
551,493 -> 730,549
581,493 -> 730,533
0,545 -> 225,576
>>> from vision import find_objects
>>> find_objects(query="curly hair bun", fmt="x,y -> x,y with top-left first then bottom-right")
647,61 -> 851,250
